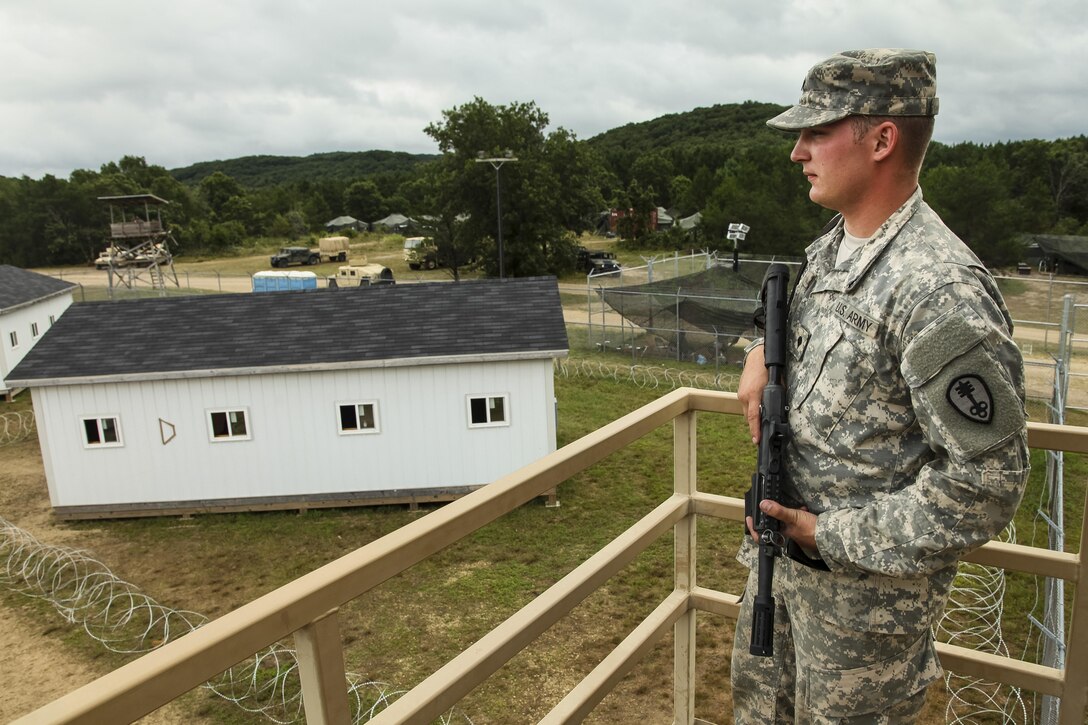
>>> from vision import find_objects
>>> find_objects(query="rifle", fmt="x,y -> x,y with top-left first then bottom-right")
745,263 -> 791,658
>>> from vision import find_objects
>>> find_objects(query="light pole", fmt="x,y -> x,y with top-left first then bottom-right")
727,222 -> 749,272
476,150 -> 517,279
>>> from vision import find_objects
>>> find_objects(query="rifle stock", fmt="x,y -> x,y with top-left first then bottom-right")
746,263 -> 790,657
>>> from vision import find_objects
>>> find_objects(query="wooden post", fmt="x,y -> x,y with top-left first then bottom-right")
1059,483 -> 1088,724
674,410 -> 697,724
294,609 -> 351,725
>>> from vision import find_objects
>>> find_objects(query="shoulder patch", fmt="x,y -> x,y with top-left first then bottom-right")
946,375 -> 993,424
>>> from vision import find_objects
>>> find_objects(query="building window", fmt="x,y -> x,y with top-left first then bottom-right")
338,402 -> 380,435
82,416 -> 122,448
8,331 -> 17,348
49,315 -> 56,326
467,394 -> 509,428
207,409 -> 250,441
31,322 -> 39,338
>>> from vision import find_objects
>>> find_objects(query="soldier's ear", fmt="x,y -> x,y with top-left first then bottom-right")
872,121 -> 898,161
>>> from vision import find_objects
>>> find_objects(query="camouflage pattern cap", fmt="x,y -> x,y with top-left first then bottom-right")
767,49 -> 939,131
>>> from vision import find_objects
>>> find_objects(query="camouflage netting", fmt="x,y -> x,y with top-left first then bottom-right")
597,263 -> 773,355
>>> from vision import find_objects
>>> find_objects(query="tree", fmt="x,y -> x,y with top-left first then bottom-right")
413,162 -> 480,281
701,142 -> 823,256
423,97 -> 604,277
343,179 -> 385,223
629,152 -> 674,207
612,179 -> 658,245
199,171 -> 245,221
923,157 -> 1024,265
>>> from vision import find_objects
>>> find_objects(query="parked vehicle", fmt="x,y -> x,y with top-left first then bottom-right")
576,247 -> 621,276
403,236 -> 439,270
270,246 -> 320,268
327,263 -> 395,288
317,236 -> 350,262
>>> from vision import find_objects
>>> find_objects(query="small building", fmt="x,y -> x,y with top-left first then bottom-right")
656,207 -> 675,230
0,266 -> 77,401
8,277 -> 568,519
325,215 -> 364,233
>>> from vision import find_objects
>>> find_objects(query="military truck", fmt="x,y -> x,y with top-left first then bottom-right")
326,263 -> 395,288
576,247 -> 621,276
270,246 -> 320,268
403,236 -> 439,270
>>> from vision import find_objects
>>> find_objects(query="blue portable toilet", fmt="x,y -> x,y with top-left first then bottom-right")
253,271 -> 318,292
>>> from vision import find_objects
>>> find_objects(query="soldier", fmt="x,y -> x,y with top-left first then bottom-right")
732,49 -> 1030,722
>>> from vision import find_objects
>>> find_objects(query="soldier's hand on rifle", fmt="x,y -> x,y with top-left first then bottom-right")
737,343 -> 769,443
754,499 -> 818,552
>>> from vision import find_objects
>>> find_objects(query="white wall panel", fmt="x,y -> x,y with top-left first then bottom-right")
36,358 -> 558,510
0,292 -> 74,389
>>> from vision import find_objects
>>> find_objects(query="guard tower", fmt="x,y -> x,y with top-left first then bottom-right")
97,194 -> 179,294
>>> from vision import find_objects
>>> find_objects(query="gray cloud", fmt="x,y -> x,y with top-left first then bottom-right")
1,0 -> 1084,179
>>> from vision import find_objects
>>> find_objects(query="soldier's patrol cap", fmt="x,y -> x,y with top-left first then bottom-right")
767,48 -> 939,131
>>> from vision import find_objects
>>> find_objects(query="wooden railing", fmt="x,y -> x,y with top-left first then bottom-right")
109,220 -> 163,238
13,389 -> 1088,724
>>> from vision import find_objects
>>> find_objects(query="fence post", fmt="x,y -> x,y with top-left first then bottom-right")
673,409 -> 697,724
586,282 -> 593,352
294,609 -> 351,725
676,289 -> 682,362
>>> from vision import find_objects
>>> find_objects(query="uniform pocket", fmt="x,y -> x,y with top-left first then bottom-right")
790,320 -> 875,445
799,629 -> 941,718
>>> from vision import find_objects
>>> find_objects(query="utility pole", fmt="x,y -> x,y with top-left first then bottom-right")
476,150 -> 518,279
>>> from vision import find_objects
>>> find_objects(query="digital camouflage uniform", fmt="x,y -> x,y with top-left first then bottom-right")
731,50 -> 1030,724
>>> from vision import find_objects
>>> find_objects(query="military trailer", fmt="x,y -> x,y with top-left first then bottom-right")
317,236 -> 350,262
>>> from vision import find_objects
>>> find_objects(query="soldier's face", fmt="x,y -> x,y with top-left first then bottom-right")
790,119 -> 871,214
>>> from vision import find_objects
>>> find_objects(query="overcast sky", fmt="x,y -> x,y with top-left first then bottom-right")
1,0 -> 1084,180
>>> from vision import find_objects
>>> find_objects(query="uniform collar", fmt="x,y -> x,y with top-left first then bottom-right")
806,188 -> 924,293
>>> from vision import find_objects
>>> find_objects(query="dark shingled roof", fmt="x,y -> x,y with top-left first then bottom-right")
0,266 -> 77,312
9,277 -> 568,385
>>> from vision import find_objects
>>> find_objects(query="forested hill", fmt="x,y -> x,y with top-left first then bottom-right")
167,103 -> 789,188
587,101 -> 789,150
171,149 -> 439,187
584,101 -> 791,177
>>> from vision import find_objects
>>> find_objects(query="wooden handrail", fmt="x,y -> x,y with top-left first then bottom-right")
11,388 -> 1088,725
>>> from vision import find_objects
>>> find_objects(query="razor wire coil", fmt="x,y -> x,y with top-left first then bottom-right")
938,523 -> 1028,724
0,411 -> 36,447
0,516 -> 471,724
555,357 -> 739,392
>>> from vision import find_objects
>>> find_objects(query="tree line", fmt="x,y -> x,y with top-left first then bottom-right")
1,100 -> 1085,273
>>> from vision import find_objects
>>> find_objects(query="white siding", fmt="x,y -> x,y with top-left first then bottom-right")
0,292 -> 74,392
33,359 -> 558,509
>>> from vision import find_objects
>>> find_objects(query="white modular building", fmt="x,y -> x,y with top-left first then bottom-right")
0,266 -> 77,400
8,277 -> 568,519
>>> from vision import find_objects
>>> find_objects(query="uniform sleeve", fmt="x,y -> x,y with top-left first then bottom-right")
814,280 -> 1030,577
